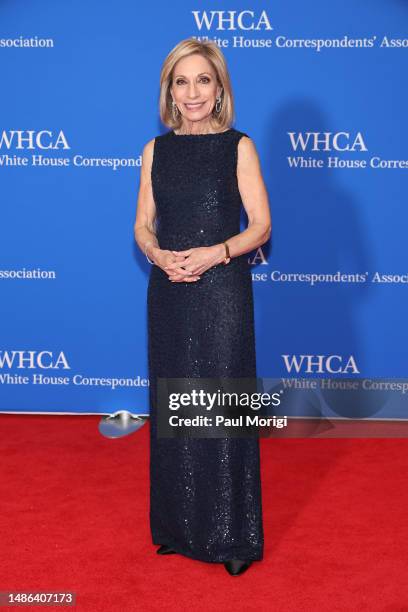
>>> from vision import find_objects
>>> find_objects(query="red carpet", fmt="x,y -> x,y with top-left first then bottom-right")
1,414 -> 407,611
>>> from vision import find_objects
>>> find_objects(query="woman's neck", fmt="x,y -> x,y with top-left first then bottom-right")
175,120 -> 222,136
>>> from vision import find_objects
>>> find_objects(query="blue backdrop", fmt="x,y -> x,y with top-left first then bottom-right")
1,1 -> 407,418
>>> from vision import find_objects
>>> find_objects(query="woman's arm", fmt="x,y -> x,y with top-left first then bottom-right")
214,135 -> 271,262
134,138 -> 161,262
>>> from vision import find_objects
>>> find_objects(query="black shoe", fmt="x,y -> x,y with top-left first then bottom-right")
224,559 -> 252,576
156,544 -> 177,555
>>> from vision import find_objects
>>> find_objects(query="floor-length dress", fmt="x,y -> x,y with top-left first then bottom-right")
147,127 -> 264,563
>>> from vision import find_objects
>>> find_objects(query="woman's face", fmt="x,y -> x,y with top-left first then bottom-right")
170,54 -> 221,126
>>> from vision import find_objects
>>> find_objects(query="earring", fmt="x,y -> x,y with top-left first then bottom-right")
215,96 -> 222,113
171,100 -> 179,121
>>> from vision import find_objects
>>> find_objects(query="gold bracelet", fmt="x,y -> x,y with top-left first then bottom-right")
222,241 -> 231,265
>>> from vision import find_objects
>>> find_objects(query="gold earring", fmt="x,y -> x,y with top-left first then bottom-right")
171,100 -> 179,120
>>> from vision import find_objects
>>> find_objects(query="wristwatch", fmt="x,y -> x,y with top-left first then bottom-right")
222,241 -> 231,265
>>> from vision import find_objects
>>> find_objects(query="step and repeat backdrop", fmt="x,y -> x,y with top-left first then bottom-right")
1,1 -> 407,418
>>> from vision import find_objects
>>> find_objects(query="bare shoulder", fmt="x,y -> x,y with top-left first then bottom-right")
237,134 -> 262,174
238,133 -> 257,153
142,137 -> 155,161
140,137 -> 156,177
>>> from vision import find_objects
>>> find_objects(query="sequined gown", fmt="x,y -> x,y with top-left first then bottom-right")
147,127 -> 264,563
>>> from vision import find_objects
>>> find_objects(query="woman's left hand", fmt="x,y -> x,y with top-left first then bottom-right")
166,245 -> 224,281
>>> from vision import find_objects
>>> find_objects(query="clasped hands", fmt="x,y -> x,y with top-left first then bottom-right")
153,244 -> 225,282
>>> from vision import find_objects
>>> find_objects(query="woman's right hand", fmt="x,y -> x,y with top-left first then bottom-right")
150,247 -> 201,282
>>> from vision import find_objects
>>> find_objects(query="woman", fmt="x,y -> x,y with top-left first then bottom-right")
134,38 -> 271,576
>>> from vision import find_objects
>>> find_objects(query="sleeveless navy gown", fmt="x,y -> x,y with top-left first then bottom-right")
147,127 -> 264,563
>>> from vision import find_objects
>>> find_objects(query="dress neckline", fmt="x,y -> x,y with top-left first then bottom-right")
171,128 -> 234,137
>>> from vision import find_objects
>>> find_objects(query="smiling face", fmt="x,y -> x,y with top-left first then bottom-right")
170,53 -> 223,132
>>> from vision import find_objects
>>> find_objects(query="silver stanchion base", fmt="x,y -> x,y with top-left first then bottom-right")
99,411 -> 148,438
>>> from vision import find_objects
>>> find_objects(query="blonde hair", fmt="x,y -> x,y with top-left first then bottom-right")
159,38 -> 235,131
